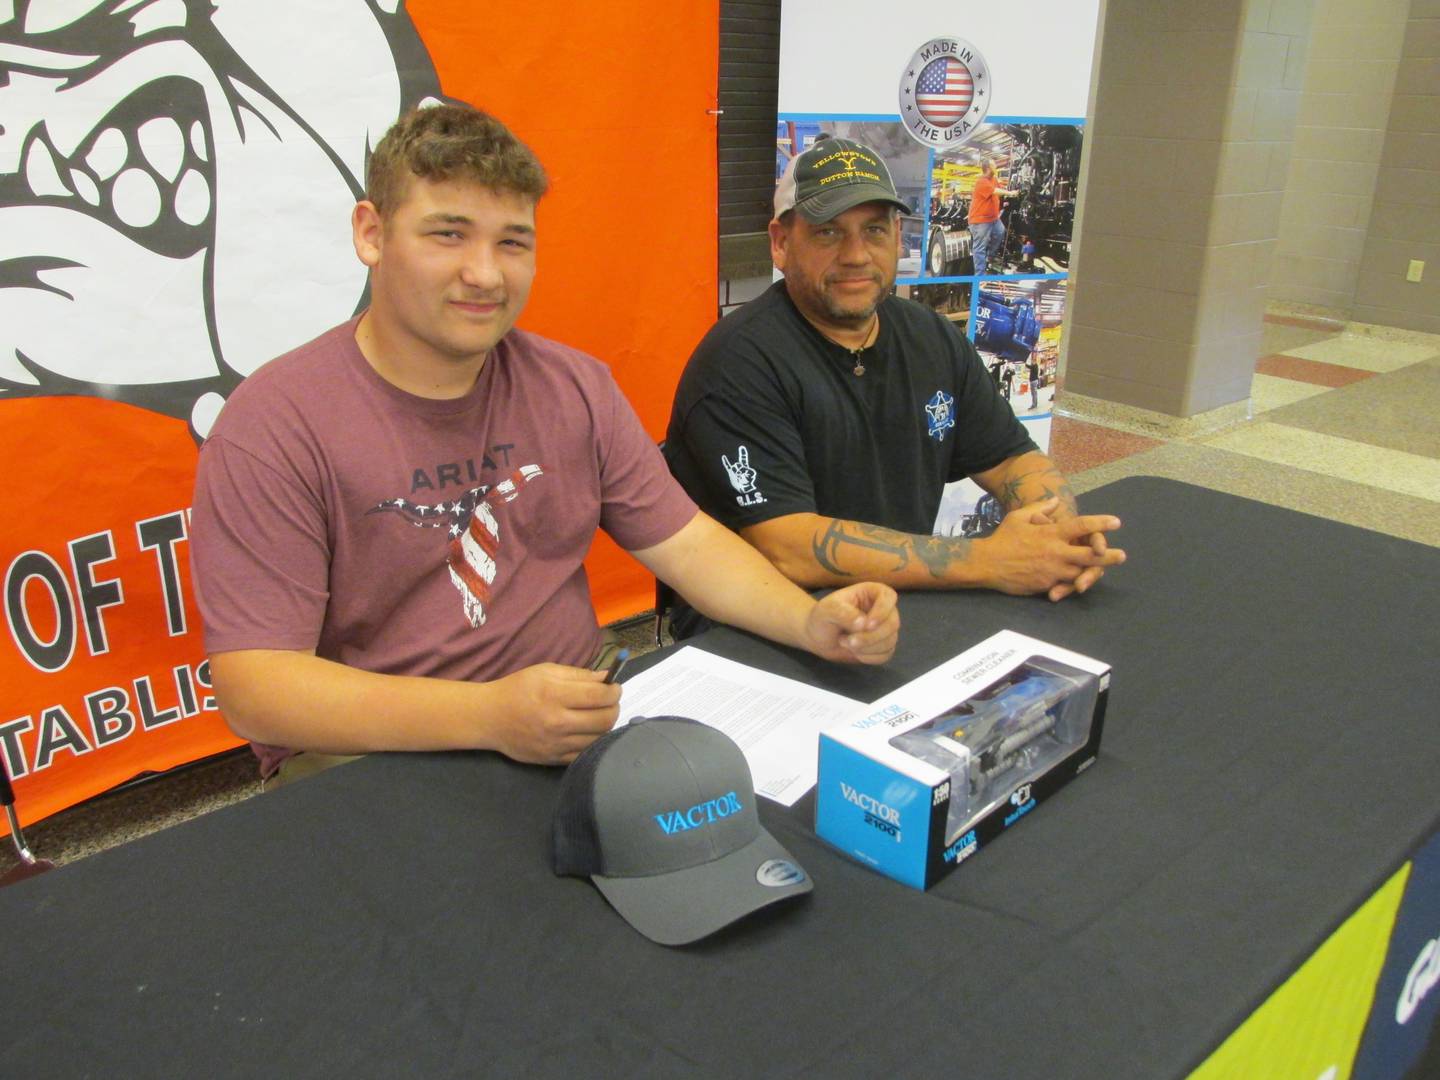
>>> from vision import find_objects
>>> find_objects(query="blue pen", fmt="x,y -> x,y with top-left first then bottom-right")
603,648 -> 631,685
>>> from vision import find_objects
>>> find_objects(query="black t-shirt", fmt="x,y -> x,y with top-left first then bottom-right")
665,282 -> 1036,536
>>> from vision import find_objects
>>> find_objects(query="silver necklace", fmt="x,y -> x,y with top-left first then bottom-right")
825,315 -> 879,376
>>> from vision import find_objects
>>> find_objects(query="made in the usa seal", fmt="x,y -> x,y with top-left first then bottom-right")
898,37 -> 991,150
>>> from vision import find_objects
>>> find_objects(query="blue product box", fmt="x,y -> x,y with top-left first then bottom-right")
815,630 -> 1110,890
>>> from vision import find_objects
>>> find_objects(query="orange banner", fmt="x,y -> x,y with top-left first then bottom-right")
0,399 -> 235,823
1,1 -> 717,825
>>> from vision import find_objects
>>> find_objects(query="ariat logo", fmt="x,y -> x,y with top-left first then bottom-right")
368,465 -> 544,630
654,791 -> 743,835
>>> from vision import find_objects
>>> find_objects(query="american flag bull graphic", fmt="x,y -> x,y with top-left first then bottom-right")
367,464 -> 544,629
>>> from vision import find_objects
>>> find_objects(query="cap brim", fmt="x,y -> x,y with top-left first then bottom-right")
592,826 -> 813,946
796,185 -> 910,223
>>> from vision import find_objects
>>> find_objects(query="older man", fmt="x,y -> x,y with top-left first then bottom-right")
190,107 -> 899,781
664,136 -> 1123,637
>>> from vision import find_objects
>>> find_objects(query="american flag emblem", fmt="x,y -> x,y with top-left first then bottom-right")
898,37 -> 991,152
916,56 -> 974,128
368,464 -> 544,629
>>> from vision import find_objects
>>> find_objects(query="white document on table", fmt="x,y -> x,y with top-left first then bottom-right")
616,647 -> 863,807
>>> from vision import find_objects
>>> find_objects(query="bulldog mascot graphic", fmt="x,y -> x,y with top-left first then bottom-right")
1,0 -> 441,436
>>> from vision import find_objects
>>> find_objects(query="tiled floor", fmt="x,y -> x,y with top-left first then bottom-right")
6,309 -> 1439,881
1052,312 -> 1440,549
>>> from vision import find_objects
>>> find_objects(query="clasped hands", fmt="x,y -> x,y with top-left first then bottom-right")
981,496 -> 1126,602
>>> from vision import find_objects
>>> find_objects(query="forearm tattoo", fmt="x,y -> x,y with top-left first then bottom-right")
812,520 -> 973,579
996,463 -> 1078,514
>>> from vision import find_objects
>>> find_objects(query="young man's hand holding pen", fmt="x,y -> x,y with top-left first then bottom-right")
486,655 -> 629,766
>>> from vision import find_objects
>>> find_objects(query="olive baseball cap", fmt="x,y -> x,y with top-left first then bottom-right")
552,717 -> 813,946
774,136 -> 910,223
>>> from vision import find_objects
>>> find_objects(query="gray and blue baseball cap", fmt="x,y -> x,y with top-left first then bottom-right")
552,717 -> 812,946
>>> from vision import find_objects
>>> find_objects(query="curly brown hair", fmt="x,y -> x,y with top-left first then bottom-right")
366,104 -> 549,216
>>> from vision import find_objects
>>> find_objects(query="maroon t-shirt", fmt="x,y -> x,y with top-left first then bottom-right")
191,318 -> 695,771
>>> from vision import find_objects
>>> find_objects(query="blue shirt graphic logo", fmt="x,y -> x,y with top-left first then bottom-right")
925,391 -> 955,441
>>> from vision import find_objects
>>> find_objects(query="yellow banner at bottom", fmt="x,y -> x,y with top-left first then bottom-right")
1190,864 -> 1410,1080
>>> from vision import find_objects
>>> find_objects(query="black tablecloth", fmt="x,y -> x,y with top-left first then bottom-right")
3,477 -> 1438,1078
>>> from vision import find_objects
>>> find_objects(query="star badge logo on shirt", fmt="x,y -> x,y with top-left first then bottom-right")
925,391 -> 955,442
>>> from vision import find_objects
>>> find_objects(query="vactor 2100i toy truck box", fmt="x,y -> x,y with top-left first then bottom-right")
815,631 -> 1110,890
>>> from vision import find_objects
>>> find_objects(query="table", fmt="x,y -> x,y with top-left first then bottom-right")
3,478 -> 1438,1078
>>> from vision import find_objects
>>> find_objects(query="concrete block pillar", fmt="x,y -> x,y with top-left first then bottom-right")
1062,0 -> 1316,418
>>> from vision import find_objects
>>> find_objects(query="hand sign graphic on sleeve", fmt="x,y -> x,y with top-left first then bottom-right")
722,446 -> 758,494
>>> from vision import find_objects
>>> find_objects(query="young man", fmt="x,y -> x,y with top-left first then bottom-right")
664,136 -> 1124,634
190,106 -> 899,780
